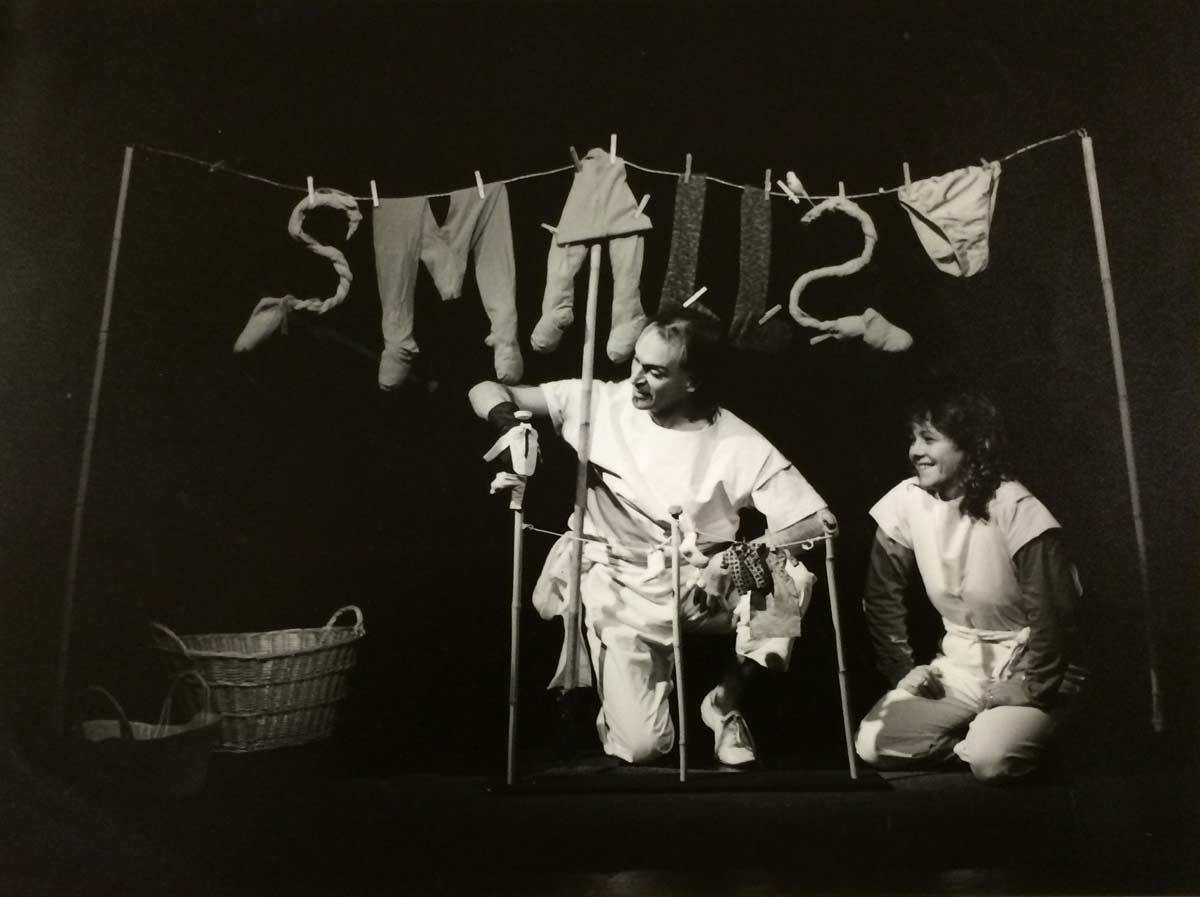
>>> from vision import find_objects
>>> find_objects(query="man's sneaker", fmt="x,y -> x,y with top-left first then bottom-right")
700,688 -> 758,767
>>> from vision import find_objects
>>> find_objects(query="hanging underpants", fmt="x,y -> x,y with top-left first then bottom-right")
373,183 -> 523,390
531,147 -> 652,364
898,161 -> 1002,278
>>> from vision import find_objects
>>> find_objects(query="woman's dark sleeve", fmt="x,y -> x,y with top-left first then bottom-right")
1010,528 -> 1084,706
863,527 -> 918,688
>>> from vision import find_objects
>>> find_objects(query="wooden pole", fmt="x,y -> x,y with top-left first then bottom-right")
669,506 -> 687,782
824,533 -> 858,779
562,243 -> 602,690
1080,133 -> 1163,733
55,145 -> 135,734
506,483 -> 526,785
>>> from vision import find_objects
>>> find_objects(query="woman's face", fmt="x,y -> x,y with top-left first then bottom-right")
909,419 -> 967,499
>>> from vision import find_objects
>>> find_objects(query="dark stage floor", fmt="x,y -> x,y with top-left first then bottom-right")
4,733 -> 1199,897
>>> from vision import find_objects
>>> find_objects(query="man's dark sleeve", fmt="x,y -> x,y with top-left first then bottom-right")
1010,528 -> 1084,706
863,527 -> 918,688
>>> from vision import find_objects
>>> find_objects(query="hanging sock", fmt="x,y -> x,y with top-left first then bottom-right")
532,148 -> 652,363
806,307 -> 914,352
728,185 -> 788,353
898,161 -> 1002,277
657,174 -> 707,314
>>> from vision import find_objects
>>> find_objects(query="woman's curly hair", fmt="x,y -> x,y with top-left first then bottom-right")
907,386 -> 1011,522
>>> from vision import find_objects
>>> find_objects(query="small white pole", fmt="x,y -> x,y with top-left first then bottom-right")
824,533 -> 858,779
669,506 -> 687,782
562,243 -> 603,691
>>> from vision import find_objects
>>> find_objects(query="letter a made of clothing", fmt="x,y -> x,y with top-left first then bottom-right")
373,184 -> 522,389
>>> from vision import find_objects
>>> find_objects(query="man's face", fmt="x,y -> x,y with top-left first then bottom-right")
630,328 -> 694,416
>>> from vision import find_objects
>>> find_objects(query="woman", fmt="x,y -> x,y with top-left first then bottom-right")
854,387 -> 1085,782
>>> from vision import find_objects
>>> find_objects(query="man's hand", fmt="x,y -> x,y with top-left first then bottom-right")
897,664 -> 945,699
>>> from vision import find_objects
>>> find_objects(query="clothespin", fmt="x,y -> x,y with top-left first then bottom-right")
307,176 -> 315,207
609,133 -> 618,163
764,169 -> 772,199
758,305 -> 783,325
569,146 -> 582,172
902,162 -> 912,186
684,153 -> 693,184
474,170 -> 486,199
540,223 -> 557,234
777,179 -> 801,204
370,179 -> 380,208
682,286 -> 707,308
838,181 -> 846,199
637,194 -> 650,215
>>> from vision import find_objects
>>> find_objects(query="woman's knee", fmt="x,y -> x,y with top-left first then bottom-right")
624,727 -> 674,765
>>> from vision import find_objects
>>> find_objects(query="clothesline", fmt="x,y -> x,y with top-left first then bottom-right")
520,521 -> 833,555
135,128 -> 1085,205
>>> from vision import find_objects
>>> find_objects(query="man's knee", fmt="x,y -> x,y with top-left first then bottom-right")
624,729 -> 674,765
854,720 -> 883,766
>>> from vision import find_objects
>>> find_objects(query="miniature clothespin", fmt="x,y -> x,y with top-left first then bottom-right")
758,305 -> 783,325
902,162 -> 912,186
307,176 -> 315,207
682,286 -> 707,308
609,134 -> 618,163
540,223 -> 557,234
569,146 -> 582,172
474,170 -> 486,199
838,181 -> 846,199
637,194 -> 650,215
370,180 -> 380,208
684,153 -> 692,183
764,169 -> 772,199
777,179 -> 800,204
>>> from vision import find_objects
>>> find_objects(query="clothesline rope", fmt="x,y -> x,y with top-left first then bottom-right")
135,128 -> 1085,204
520,521 -> 833,555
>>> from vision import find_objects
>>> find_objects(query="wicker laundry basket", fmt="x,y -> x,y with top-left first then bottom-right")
73,671 -> 222,797
150,605 -> 365,753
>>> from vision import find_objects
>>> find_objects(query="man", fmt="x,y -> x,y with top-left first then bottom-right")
469,309 -> 836,766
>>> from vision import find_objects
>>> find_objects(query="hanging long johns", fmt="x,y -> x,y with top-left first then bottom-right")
782,173 -> 912,353
234,188 -> 362,353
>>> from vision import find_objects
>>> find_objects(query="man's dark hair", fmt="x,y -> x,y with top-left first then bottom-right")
907,385 -> 1011,522
645,306 -> 725,415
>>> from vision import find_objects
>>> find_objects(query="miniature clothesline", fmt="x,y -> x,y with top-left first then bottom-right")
520,521 -> 833,555
135,128 -> 1084,205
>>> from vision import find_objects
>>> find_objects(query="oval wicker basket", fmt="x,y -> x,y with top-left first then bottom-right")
150,606 -> 365,753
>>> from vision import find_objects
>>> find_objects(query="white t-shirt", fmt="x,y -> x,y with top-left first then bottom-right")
869,478 -> 1060,631
540,378 -> 827,545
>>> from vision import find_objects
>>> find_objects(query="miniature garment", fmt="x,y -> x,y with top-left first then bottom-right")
729,186 -> 789,353
656,175 -> 707,314
897,161 -> 1001,278
373,183 -> 522,390
531,148 -> 652,363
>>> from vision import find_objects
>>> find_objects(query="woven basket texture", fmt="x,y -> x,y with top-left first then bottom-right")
150,607 -> 364,752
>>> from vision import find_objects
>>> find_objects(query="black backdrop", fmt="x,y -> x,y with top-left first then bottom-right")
2,0 -> 1197,772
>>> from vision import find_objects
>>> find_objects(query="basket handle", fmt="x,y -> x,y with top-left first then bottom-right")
155,670 -> 213,735
78,685 -> 134,741
324,605 -> 364,634
150,621 -> 193,658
